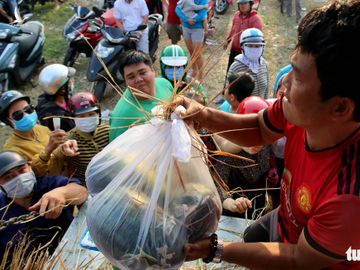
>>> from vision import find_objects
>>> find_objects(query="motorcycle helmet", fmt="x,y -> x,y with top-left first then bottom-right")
273,64 -> 292,95
38,64 -> 76,95
160,45 -> 188,80
240,28 -> 265,46
236,96 -> 270,114
237,0 -> 254,4
0,151 -> 27,177
69,92 -> 100,116
0,90 -> 30,125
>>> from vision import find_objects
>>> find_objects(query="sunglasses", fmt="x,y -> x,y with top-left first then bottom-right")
11,105 -> 35,121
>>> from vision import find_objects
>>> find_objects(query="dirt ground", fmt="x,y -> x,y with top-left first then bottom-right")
0,0 -> 325,147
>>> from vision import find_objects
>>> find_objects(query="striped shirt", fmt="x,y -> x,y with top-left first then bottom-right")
65,124 -> 110,185
227,57 -> 269,99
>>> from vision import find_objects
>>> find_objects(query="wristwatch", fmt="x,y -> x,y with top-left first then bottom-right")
212,239 -> 224,263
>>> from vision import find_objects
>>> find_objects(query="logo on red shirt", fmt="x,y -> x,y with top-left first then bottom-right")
296,185 -> 312,214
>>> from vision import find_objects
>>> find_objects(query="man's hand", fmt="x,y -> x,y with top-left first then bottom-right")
173,96 -> 208,129
61,139 -> 80,157
223,42 -> 229,50
44,129 -> 67,155
188,19 -> 195,25
242,145 -> 263,155
184,237 -> 211,261
28,189 -> 66,219
136,31 -> 143,39
223,197 -> 252,214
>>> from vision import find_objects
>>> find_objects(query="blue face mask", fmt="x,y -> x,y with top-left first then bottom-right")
12,111 -> 38,131
164,67 -> 185,81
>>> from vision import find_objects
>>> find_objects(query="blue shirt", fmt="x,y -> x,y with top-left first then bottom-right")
0,175 -> 81,262
175,0 -> 208,29
218,100 -> 234,113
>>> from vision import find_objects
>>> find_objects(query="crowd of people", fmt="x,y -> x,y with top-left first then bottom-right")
0,0 -> 359,269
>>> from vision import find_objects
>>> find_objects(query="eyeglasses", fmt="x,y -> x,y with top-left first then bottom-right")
11,105 -> 35,121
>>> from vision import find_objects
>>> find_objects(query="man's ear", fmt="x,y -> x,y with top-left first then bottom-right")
6,118 -> 14,129
229,93 -> 236,102
330,97 -> 355,121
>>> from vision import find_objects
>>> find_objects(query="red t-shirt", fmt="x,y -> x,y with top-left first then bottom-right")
167,0 -> 181,25
264,97 -> 360,269
227,10 -> 263,53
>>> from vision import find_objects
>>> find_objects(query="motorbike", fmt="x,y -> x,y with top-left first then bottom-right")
63,4 -> 116,67
96,0 -> 115,10
214,0 -> 232,14
0,8 -> 45,92
0,0 -> 31,23
87,9 -> 162,101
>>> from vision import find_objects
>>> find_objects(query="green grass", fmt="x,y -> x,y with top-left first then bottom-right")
31,2 -> 74,60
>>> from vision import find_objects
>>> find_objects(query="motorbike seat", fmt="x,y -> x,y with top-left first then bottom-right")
102,26 -> 126,43
10,22 -> 42,58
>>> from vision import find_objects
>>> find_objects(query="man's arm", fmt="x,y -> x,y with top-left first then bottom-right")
28,183 -> 88,219
212,134 -> 242,153
192,0 -> 208,22
115,18 -> 124,30
180,96 -> 281,146
185,231 -> 341,270
0,8 -> 13,23
141,15 -> 148,26
252,14 -> 263,31
176,5 -> 190,22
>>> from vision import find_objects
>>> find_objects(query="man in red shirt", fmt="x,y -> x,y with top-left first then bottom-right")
177,0 -> 360,269
166,0 -> 182,44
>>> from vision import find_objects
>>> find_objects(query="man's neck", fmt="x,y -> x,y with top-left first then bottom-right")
230,101 -> 239,113
14,129 -> 35,139
55,95 -> 66,106
306,122 -> 360,151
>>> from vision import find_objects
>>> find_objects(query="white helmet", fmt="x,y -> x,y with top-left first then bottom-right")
38,64 -> 76,95
240,28 -> 265,46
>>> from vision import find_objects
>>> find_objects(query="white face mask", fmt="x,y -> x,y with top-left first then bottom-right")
243,46 -> 264,62
1,171 -> 36,198
75,115 -> 99,133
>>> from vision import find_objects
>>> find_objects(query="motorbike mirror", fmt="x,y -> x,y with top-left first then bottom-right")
13,7 -> 22,24
137,25 -> 147,31
92,6 -> 103,17
22,13 -> 33,23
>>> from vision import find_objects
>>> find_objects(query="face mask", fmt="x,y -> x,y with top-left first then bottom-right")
1,171 -> 36,198
164,67 -> 185,81
12,111 -> 38,132
243,46 -> 263,62
75,115 -> 99,133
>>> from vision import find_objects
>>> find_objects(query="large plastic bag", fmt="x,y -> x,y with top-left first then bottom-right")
85,107 -> 222,269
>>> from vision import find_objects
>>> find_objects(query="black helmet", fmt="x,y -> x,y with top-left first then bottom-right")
0,151 -> 27,177
0,90 -> 30,124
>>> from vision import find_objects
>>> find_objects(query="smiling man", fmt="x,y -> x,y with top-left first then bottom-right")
109,51 -> 173,141
176,0 -> 360,269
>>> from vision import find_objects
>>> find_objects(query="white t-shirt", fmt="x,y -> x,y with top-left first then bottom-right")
113,0 -> 149,31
